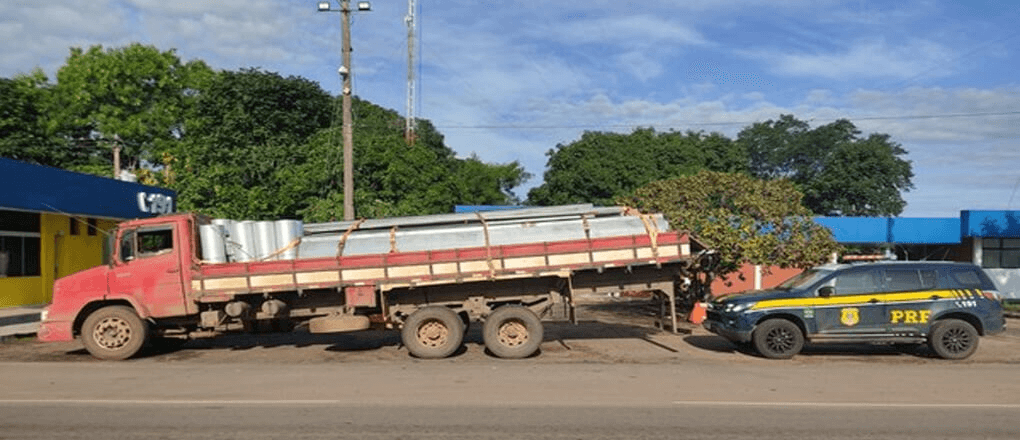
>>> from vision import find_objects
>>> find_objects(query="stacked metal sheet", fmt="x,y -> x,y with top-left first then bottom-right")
199,219 -> 303,263
198,205 -> 670,264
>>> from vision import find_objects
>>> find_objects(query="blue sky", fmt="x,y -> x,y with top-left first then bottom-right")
2,0 -> 1018,217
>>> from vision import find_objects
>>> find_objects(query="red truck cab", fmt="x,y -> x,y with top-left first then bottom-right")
38,214 -> 199,358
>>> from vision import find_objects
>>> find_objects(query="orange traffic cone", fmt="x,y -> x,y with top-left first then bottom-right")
688,302 -> 707,324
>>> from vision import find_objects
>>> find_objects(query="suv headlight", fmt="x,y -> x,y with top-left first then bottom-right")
724,303 -> 752,313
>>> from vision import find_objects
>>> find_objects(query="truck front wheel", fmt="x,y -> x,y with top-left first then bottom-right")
80,306 -> 149,360
483,305 -> 543,359
401,306 -> 464,359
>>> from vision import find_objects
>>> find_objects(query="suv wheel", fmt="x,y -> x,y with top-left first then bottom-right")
928,319 -> 979,360
753,319 -> 804,359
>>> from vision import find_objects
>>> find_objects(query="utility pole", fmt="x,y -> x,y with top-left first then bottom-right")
340,0 -> 355,220
405,0 -> 416,145
112,134 -> 122,180
318,1 -> 370,220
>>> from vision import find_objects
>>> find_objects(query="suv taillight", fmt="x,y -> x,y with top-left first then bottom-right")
981,290 -> 1002,301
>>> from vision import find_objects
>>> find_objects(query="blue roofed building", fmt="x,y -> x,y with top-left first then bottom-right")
0,158 -> 176,307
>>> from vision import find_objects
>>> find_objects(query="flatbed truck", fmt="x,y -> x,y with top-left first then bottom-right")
38,210 -> 711,360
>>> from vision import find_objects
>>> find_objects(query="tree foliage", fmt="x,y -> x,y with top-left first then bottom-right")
48,43 -> 212,176
0,71 -> 69,166
169,68 -> 528,220
737,114 -> 913,216
297,100 -> 528,221
621,170 -> 841,277
527,128 -> 746,206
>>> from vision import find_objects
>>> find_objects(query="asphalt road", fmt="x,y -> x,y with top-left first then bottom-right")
2,361 -> 1019,439
2,303 -> 1019,439
2,402 -> 1018,439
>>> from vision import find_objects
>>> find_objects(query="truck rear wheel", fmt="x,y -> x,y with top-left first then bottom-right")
752,318 -> 803,359
80,306 -> 149,360
483,305 -> 543,359
401,306 -> 464,359
928,319 -> 979,360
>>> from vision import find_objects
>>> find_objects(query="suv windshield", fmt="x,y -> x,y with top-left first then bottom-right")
775,268 -> 832,290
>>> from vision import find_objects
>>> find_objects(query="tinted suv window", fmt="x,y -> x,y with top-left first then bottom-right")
885,269 -> 925,292
919,270 -> 938,289
833,269 -> 881,295
949,269 -> 984,288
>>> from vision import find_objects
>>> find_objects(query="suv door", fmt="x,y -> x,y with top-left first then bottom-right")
814,267 -> 888,335
107,225 -> 188,317
882,267 -> 939,335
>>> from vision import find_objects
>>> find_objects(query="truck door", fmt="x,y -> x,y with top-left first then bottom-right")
108,225 -> 188,317
814,267 -> 887,335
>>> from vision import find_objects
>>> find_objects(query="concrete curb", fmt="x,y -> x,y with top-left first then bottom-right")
0,307 -> 43,338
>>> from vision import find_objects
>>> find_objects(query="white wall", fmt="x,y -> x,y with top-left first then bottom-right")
985,269 -> 1020,300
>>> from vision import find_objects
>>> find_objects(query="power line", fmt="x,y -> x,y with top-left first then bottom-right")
430,110 -> 1020,131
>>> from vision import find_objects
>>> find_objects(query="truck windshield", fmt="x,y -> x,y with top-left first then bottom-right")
775,268 -> 832,290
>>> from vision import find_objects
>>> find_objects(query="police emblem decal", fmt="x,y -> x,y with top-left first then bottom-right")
840,307 -> 860,326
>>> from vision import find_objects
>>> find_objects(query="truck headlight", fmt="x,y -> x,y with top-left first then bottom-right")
40,308 -> 49,322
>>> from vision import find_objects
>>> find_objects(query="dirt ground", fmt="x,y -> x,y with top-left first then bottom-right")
3,297 -> 1020,365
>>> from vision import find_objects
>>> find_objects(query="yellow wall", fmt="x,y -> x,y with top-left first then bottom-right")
0,213 -> 118,307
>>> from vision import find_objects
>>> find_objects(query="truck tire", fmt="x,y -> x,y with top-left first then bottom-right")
752,318 -> 803,359
928,319 -> 979,360
80,306 -> 149,361
401,306 -> 464,359
483,305 -> 543,359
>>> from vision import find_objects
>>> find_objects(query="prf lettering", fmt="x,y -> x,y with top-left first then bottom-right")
890,310 -> 931,324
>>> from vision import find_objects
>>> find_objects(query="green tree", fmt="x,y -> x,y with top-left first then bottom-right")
172,68 -> 335,219
48,43 -> 212,177
737,114 -> 913,216
527,128 -> 746,206
298,101 -> 528,221
621,170 -> 841,288
0,71 -> 72,166
173,69 -> 528,221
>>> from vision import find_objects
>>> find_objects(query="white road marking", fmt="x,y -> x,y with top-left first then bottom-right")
1,399 -> 1018,410
671,400 -> 1020,409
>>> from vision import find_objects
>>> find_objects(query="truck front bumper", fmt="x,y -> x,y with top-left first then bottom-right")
37,320 -> 74,342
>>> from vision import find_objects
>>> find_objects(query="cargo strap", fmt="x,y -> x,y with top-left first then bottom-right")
336,219 -> 365,257
475,212 -> 496,278
389,226 -> 399,253
627,208 -> 660,260
259,238 -> 302,261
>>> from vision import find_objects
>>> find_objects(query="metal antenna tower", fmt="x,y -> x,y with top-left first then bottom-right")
404,0 -> 416,145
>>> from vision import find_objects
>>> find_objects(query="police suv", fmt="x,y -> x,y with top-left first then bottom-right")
703,261 -> 1006,359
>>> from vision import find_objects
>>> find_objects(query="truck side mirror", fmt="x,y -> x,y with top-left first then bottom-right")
818,286 -> 834,297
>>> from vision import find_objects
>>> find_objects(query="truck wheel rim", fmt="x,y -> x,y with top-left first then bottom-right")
93,317 -> 132,350
497,320 -> 528,347
416,320 -> 449,348
941,327 -> 972,354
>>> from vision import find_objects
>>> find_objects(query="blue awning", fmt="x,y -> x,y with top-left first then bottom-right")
0,158 -> 176,219
813,216 -> 962,244
961,210 -> 1020,238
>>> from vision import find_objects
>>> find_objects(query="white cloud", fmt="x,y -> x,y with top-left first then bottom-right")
536,15 -> 707,48
754,39 -> 956,80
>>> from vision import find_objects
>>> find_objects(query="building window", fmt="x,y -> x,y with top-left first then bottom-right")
982,238 -> 1020,269
70,217 -> 80,235
0,236 -> 41,277
87,218 -> 98,236
0,210 -> 41,277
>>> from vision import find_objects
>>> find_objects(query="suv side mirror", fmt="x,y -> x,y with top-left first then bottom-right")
818,286 -> 834,297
